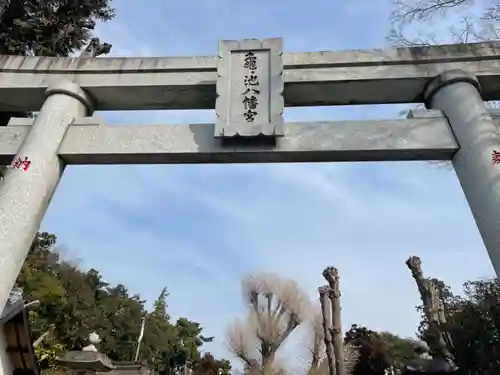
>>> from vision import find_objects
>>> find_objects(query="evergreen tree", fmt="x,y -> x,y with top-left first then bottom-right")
0,0 -> 115,126
192,353 -> 231,375
416,278 -> 500,375
16,232 -> 230,375
343,324 -> 414,375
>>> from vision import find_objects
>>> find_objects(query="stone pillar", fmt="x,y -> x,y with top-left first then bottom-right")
425,70 -> 500,277
0,81 -> 92,314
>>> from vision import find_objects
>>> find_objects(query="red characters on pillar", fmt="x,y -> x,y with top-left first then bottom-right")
492,150 -> 500,165
9,156 -> 31,171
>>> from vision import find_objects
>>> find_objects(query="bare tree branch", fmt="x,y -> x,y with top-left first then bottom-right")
306,303 -> 359,375
228,274 -> 312,374
226,318 -> 259,369
390,0 -> 470,26
310,310 -> 324,371
388,0 -> 500,46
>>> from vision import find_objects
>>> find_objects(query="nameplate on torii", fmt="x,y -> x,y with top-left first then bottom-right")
215,38 -> 285,139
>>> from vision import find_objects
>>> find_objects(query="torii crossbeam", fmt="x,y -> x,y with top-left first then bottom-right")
0,40 -> 499,317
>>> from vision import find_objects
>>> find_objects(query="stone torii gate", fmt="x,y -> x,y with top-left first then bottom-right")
0,38 -> 500,315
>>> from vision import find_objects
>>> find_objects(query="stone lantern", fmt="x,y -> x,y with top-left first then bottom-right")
56,333 -> 115,374
401,340 -> 458,375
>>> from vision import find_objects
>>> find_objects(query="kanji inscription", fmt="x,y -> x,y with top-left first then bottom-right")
8,156 -> 31,171
242,52 -> 260,123
215,38 -> 284,138
493,150 -> 500,165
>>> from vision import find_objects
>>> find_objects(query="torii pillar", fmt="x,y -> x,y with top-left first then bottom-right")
0,81 -> 92,314
425,70 -> 500,276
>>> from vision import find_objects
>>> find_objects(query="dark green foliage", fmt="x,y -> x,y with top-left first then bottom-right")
17,232 -> 230,375
0,0 -> 114,56
344,324 -> 414,375
192,353 -> 231,375
0,0 -> 115,127
344,276 -> 500,375
417,278 -> 500,375
377,332 -> 415,369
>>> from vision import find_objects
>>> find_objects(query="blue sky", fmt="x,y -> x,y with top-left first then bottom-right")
40,0 -> 495,370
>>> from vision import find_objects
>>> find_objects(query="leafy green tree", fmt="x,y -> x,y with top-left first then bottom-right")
416,278 -> 500,375
0,0 -> 114,56
344,325 -> 414,375
99,284 -> 146,361
174,317 -> 214,366
0,0 -> 115,127
192,353 -> 231,375
153,287 -> 170,321
140,287 -> 177,372
16,233 -> 231,375
449,279 -> 500,375
344,325 -> 391,375
377,332 -> 414,369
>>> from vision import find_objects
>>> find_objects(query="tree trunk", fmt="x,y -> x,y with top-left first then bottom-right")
310,319 -> 321,372
319,286 -> 335,375
406,256 -> 452,360
323,268 -> 346,375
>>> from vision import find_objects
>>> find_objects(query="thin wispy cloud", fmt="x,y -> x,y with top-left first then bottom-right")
41,0 -> 495,369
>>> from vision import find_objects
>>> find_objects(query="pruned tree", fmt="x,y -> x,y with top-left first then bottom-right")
405,256 -> 454,361
322,267 -> 346,375
318,287 -> 335,375
307,306 -> 359,375
311,264 -> 359,375
226,274 -> 311,375
310,309 -> 324,371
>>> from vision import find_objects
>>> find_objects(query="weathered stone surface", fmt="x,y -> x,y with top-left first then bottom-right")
0,118 -> 458,165
408,108 -> 500,119
215,38 -> 284,138
7,116 -> 106,126
0,42 -> 500,111
425,69 -> 500,279
0,81 -> 91,316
